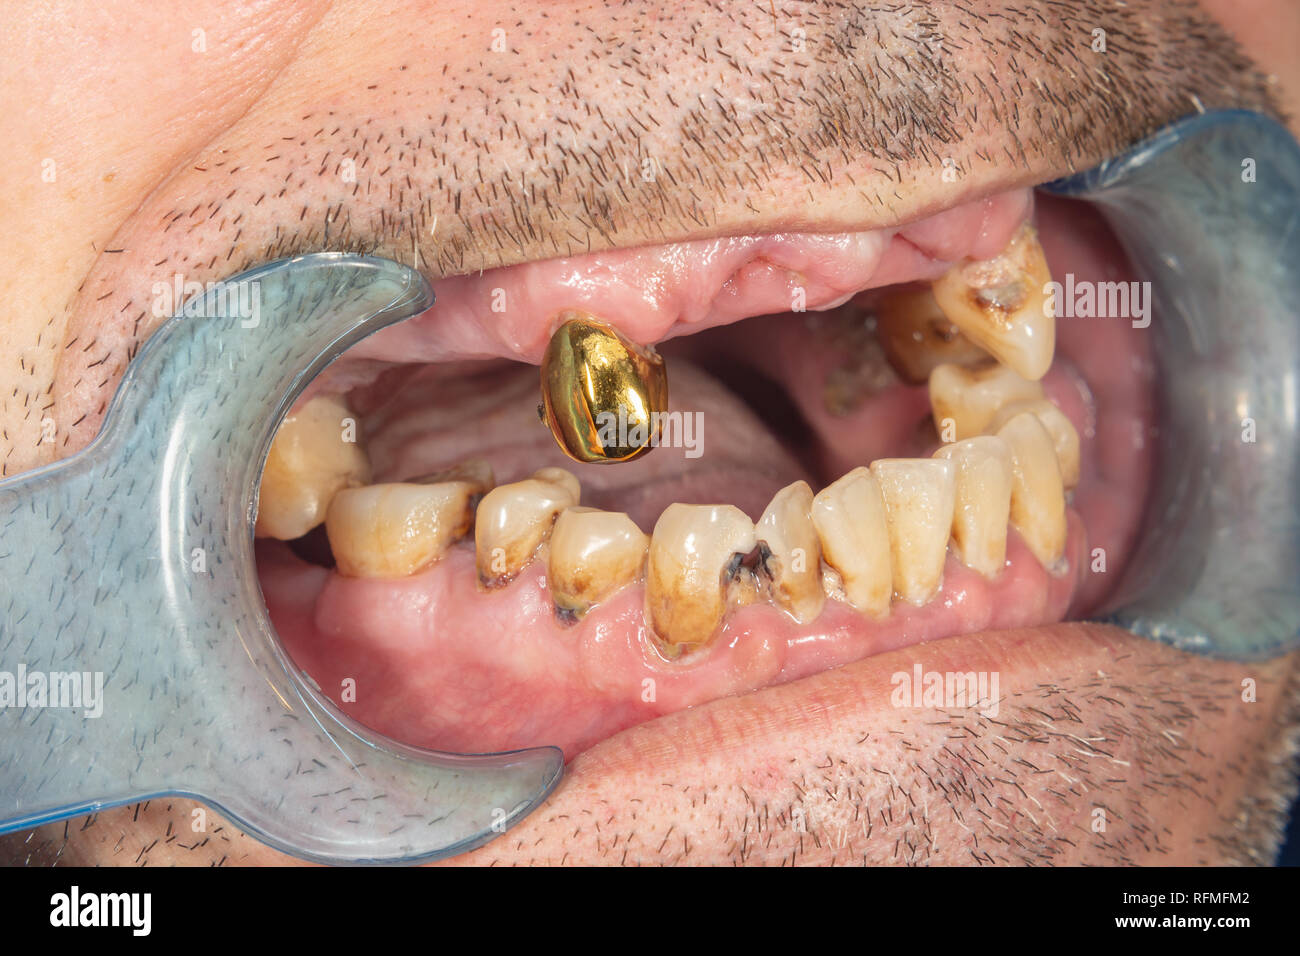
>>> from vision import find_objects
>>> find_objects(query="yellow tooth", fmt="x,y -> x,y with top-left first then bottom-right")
756,481 -> 825,624
870,459 -> 956,605
931,223 -> 1056,380
646,504 -> 756,650
996,412 -> 1067,568
811,467 -> 892,617
987,399 -> 1080,489
932,437 -> 1013,579
548,507 -> 648,619
475,468 -> 580,586
874,285 -> 989,384
326,481 -> 476,578
255,395 -> 371,540
928,362 -> 1044,441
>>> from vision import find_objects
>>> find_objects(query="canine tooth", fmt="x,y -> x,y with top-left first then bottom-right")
647,504 -> 756,649
326,481 -> 476,578
932,437 -> 1013,579
988,399 -> 1080,489
255,395 -> 370,540
997,412 -> 1067,568
811,468 -> 892,617
548,507 -> 648,619
874,285 -> 989,383
870,459 -> 956,605
475,468 -> 580,586
756,481 -> 825,624
931,223 -> 1056,380
928,362 -> 1044,441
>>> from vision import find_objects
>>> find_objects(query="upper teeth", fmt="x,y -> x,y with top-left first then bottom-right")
873,285 -> 989,384
935,223 -> 1055,382
930,223 -> 1056,381
929,361 -> 1045,442
254,395 -> 371,540
263,222 -> 1080,652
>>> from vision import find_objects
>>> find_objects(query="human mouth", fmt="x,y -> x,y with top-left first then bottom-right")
247,183 -> 1154,762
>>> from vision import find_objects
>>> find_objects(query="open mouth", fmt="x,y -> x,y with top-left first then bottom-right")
252,185 -> 1155,762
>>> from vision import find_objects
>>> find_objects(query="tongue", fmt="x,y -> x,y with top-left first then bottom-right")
355,359 -> 813,529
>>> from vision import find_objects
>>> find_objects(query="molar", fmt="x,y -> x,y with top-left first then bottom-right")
326,480 -> 477,578
255,394 -> 371,540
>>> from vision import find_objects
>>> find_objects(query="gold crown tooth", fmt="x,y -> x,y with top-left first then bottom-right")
540,313 -> 668,464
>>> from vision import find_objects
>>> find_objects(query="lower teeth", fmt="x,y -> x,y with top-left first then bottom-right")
258,222 -> 1080,650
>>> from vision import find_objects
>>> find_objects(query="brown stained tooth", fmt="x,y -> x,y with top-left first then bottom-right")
987,399 -> 1081,489
932,436 -> 1013,579
870,458 -> 957,605
811,467 -> 893,617
548,507 -> 648,621
475,468 -> 580,587
409,458 -> 495,493
326,481 -> 477,578
996,412 -> 1068,569
255,395 -> 371,540
931,222 -> 1056,381
646,504 -> 756,651
873,285 -> 989,384
928,362 -> 1044,442
756,481 -> 825,624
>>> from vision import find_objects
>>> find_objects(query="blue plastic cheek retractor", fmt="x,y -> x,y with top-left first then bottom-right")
1,110 -> 1298,866
0,254 -> 563,865
1045,110 -> 1300,661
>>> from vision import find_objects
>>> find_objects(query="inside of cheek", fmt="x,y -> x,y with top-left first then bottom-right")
256,196 -> 1155,760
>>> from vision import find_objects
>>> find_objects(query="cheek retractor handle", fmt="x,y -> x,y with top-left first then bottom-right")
0,253 -> 563,864
1045,110 -> 1300,660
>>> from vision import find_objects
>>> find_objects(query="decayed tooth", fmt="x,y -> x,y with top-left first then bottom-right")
870,459 -> 956,605
326,481 -> 476,578
756,481 -> 825,624
874,285 -> 989,384
475,468 -> 580,586
932,437 -> 1013,579
548,507 -> 648,619
646,504 -> 756,650
928,362 -> 1044,441
811,468 -> 892,617
931,223 -> 1056,380
987,399 -> 1080,489
255,395 -> 370,540
996,412 -> 1067,568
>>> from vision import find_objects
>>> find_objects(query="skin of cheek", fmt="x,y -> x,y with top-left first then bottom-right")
7,626 -> 1294,866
